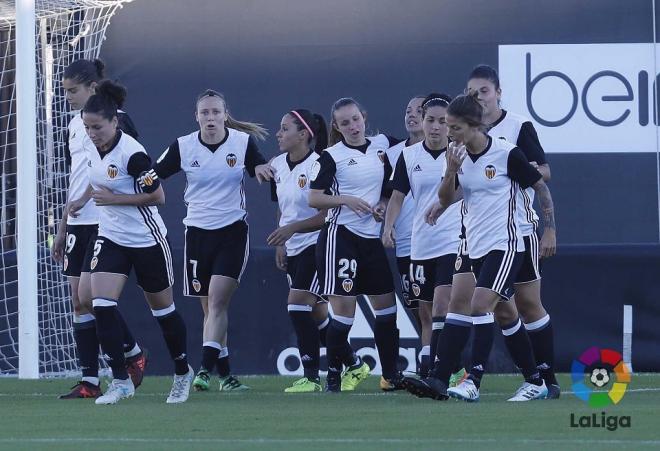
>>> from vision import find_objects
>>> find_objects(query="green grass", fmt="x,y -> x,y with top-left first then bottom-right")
0,374 -> 659,451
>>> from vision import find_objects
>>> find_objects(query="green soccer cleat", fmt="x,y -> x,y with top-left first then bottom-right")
192,369 -> 211,392
219,375 -> 250,391
340,359 -> 370,391
449,368 -> 468,388
284,377 -> 322,393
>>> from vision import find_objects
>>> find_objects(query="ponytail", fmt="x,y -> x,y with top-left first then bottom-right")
82,79 -> 126,120
288,109 -> 328,153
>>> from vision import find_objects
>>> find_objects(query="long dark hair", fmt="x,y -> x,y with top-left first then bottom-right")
82,79 -> 126,120
288,109 -> 328,153
63,59 -> 105,85
447,92 -> 484,128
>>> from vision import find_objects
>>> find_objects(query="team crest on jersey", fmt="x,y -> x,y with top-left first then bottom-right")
298,174 -> 308,189
412,283 -> 421,297
485,165 -> 496,179
90,257 -> 98,270
455,256 -> 462,271
342,279 -> 354,293
63,255 -> 68,271
377,150 -> 385,163
226,153 -> 237,168
192,279 -> 201,293
107,164 -> 119,179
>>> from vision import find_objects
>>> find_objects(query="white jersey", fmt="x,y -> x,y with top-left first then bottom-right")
393,141 -> 461,260
154,128 -> 266,230
385,140 -> 414,257
66,112 -> 99,225
270,150 -> 321,257
457,137 -> 541,259
310,134 -> 391,239
88,131 -> 168,247
488,110 -> 547,236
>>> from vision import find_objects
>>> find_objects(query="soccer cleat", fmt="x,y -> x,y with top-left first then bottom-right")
325,372 -> 341,393
340,359 -> 370,391
447,378 -> 480,402
59,381 -> 102,399
546,383 -> 561,399
402,376 -> 449,400
192,369 -> 211,391
126,349 -> 148,389
449,368 -> 468,388
284,377 -> 322,393
166,365 -> 194,404
219,375 -> 250,391
95,378 -> 135,405
380,372 -> 406,392
507,380 -> 548,402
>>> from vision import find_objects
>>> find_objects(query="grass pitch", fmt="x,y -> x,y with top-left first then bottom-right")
0,374 -> 658,451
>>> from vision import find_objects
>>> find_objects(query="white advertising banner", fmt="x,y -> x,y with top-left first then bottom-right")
498,44 -> 658,153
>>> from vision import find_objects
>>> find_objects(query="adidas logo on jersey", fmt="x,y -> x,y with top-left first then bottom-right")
191,160 -> 200,168
348,159 -> 358,166
413,164 -> 422,172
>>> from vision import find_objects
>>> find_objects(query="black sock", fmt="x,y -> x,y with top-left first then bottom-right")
373,310 -> 399,380
288,306 -> 320,380
502,317 -> 542,385
116,311 -> 137,355
469,314 -> 495,389
419,345 -> 431,378
153,306 -> 189,375
217,350 -> 231,378
430,316 -> 445,364
73,316 -> 99,379
430,314 -> 472,383
526,315 -> 557,386
326,318 -> 353,374
317,317 -> 329,348
93,300 -> 128,380
201,342 -> 221,373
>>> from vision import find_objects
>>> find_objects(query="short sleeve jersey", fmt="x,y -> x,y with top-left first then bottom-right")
87,132 -> 168,247
385,140 -> 414,257
270,150 -> 321,257
153,128 -> 266,230
309,134 -> 392,239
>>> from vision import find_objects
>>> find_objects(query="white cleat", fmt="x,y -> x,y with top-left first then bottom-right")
447,378 -> 480,402
507,380 -> 548,402
166,365 -> 194,404
95,378 -> 135,405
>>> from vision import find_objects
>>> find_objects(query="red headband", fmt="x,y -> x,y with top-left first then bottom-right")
290,110 -> 314,138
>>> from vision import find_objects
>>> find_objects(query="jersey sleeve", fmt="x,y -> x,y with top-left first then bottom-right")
391,153 -> 411,195
127,152 -> 153,178
507,147 -> 542,189
244,136 -> 267,177
381,153 -> 394,198
117,112 -> 139,141
309,152 -> 336,191
153,140 -> 182,180
270,179 -> 278,202
385,135 -> 404,147
516,122 -> 546,166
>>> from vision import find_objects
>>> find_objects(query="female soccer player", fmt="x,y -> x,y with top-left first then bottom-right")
152,90 -> 273,392
405,93 -> 556,402
51,59 -> 145,399
467,64 -> 559,398
70,80 -> 192,405
267,109 -> 332,392
383,94 -> 462,378
309,97 -> 403,392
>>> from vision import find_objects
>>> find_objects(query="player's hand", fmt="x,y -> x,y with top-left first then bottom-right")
342,196 -> 372,217
67,198 -> 87,217
91,186 -> 117,206
267,225 -> 295,246
425,201 -> 444,226
447,142 -> 467,173
382,227 -> 395,248
529,161 -> 539,169
255,164 -> 275,184
539,229 -> 556,258
51,231 -> 66,262
372,201 -> 386,222
275,245 -> 287,271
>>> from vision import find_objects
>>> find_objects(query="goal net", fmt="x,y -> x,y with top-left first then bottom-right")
0,0 -> 132,377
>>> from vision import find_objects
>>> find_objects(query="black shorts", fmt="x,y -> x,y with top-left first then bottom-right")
90,236 -> 174,293
453,238 -> 472,274
287,244 -> 321,296
63,224 -> 97,277
316,224 -> 394,297
184,220 -> 249,297
410,254 -> 456,303
471,250 -> 524,301
396,256 -> 416,309
515,234 -> 541,284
